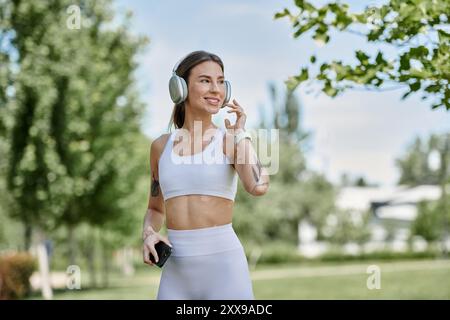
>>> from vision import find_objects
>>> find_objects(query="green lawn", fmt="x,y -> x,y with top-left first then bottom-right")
30,259 -> 450,300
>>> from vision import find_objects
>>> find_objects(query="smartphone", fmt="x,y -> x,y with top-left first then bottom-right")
149,241 -> 172,268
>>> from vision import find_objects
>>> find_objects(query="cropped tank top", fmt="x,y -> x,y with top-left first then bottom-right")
158,127 -> 238,201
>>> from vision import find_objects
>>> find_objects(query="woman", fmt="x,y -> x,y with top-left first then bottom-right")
142,50 -> 269,300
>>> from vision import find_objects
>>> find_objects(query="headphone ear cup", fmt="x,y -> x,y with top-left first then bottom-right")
169,75 -> 188,104
222,80 -> 232,108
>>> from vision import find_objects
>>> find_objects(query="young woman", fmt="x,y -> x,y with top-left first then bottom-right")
142,50 -> 269,300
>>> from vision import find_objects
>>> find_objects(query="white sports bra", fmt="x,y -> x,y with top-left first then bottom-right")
158,127 -> 238,202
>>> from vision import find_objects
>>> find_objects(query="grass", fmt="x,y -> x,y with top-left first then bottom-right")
253,264 -> 450,299
29,259 -> 450,300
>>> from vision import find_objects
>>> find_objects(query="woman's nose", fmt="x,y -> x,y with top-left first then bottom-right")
209,81 -> 221,92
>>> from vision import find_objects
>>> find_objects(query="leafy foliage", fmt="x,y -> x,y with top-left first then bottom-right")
322,208 -> 371,245
396,133 -> 450,186
275,0 -> 450,110
412,199 -> 448,242
0,0 -> 148,247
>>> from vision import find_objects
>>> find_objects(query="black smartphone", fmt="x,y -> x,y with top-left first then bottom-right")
149,241 -> 172,268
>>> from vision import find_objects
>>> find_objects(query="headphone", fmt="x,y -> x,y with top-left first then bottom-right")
168,54 -> 231,108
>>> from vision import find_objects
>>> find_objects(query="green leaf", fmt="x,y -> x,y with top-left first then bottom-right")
425,84 -> 441,93
437,29 -> 450,43
298,68 -> 309,82
353,13 -> 367,23
431,103 -> 441,109
274,8 -> 291,20
399,54 -> 411,71
320,63 -> 330,73
294,0 -> 306,8
294,22 -> 315,38
398,74 -> 412,82
367,26 -> 384,41
409,81 -> 421,92
410,46 -> 429,58
356,50 -> 369,64
285,77 -> 300,92
401,90 -> 413,99
409,68 -> 428,78
375,52 -> 385,65
285,68 -> 309,92
323,82 -> 338,97
313,31 -> 330,44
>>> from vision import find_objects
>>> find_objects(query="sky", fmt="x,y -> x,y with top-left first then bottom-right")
114,0 -> 450,187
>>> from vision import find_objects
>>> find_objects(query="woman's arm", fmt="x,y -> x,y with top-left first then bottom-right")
142,209 -> 164,239
230,129 -> 270,196
142,137 -> 172,266
142,139 -> 167,238
223,99 -> 270,196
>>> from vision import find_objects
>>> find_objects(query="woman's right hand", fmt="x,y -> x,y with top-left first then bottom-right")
142,230 -> 172,266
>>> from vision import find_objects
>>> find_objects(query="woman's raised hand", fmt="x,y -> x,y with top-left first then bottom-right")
224,99 -> 247,132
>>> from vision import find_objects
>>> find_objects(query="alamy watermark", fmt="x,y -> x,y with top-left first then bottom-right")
66,5 -> 81,30
170,121 -> 279,175
366,265 -> 381,290
66,265 -> 81,290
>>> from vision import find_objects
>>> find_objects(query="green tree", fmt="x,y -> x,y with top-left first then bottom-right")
265,82 -> 309,183
323,208 -> 371,245
0,0 -> 147,256
412,200 -> 445,243
275,0 -> 450,110
397,132 -> 450,255
339,173 -> 376,187
267,82 -> 310,145
396,133 -> 449,186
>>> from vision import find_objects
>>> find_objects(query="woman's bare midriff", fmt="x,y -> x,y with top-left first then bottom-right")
164,194 -> 234,230
159,127 -> 235,230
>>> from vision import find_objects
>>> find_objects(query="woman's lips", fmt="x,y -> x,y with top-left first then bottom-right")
205,98 -> 220,106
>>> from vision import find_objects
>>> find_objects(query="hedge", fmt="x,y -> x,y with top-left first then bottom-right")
0,252 -> 37,300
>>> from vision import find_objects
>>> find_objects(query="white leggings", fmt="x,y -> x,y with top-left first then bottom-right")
156,223 -> 254,300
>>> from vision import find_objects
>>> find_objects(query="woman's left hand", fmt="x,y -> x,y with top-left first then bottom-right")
224,99 -> 246,132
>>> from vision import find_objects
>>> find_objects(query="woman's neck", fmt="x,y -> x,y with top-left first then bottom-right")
181,120 -> 217,134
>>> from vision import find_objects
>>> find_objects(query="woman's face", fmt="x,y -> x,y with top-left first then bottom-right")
186,60 -> 225,114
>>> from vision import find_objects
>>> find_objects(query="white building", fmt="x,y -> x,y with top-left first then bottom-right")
298,185 -> 442,257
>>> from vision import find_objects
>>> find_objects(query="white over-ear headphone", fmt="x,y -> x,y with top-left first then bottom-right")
168,54 -> 231,108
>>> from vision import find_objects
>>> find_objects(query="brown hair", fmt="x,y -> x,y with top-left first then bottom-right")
167,50 -> 224,131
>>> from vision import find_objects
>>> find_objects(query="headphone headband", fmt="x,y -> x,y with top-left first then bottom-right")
172,53 -> 191,75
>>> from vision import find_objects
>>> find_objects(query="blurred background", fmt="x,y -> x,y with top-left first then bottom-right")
0,0 -> 449,299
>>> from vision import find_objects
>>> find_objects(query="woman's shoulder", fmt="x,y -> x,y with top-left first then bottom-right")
151,132 -> 172,159
154,132 -> 172,145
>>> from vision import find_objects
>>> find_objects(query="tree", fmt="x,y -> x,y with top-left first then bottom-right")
264,82 -> 309,183
1,0 -> 147,256
339,173 -> 377,187
323,208 -> 371,246
396,133 -> 449,186
266,82 -> 310,146
1,1 -> 149,296
411,199 -> 447,243
397,132 -> 450,255
275,0 -> 450,110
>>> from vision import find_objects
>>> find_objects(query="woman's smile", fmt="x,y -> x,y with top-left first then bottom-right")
204,97 -> 220,106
